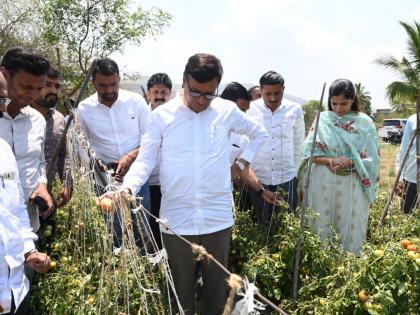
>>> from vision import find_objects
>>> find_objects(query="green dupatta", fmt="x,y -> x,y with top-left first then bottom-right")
298,111 -> 380,203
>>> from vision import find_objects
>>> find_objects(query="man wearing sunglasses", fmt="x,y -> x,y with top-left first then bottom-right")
120,53 -> 268,315
0,48 -> 54,233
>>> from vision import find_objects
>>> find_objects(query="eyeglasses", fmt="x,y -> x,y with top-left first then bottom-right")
185,80 -> 218,100
0,98 -> 11,106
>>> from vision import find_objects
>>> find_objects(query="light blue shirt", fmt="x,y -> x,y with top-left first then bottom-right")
396,114 -> 416,183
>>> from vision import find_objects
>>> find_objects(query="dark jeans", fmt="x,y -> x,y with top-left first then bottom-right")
162,228 -> 231,315
149,185 -> 162,249
4,294 -> 26,315
237,187 -> 253,212
402,180 -> 417,214
249,177 -> 298,225
96,179 -> 151,251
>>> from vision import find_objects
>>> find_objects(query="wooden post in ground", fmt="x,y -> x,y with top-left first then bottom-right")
292,83 -> 326,300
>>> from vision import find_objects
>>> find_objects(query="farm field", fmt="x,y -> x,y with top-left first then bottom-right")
30,143 -> 420,315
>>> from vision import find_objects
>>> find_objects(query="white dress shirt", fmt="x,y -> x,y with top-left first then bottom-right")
0,106 -> 47,231
76,89 -> 151,164
0,138 -> 37,314
396,113 -> 416,183
148,154 -> 161,186
123,94 -> 268,235
247,98 -> 305,185
229,132 -> 249,164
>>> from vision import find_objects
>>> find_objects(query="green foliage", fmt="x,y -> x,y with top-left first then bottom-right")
302,100 -> 324,131
0,0 -> 58,62
376,20 -> 420,107
355,82 -> 372,116
41,0 -> 172,81
229,192 -> 420,314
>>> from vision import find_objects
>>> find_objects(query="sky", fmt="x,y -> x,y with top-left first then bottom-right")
112,0 -> 420,110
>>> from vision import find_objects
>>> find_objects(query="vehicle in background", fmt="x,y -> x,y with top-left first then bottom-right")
378,118 -> 407,144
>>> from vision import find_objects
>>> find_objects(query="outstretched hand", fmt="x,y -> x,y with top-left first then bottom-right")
25,251 -> 51,274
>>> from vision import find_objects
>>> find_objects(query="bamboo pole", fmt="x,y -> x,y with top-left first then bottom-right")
292,83 -> 326,299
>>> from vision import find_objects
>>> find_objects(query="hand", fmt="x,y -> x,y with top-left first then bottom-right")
25,251 -> 51,273
115,155 -> 135,179
96,188 -> 133,208
328,156 -> 352,171
56,185 -> 72,208
396,180 -> 405,197
230,163 -> 241,182
261,190 -> 282,206
30,183 -> 54,218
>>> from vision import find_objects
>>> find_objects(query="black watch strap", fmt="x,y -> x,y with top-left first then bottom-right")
257,186 -> 266,196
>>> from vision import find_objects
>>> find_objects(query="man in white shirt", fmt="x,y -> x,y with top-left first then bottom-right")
119,54 -> 268,315
0,73 -> 50,315
396,114 -> 417,213
0,47 -> 54,233
146,72 -> 172,250
76,58 -> 151,250
220,82 -> 279,212
247,71 -> 305,224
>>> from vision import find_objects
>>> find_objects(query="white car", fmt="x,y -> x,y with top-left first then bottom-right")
378,119 -> 407,143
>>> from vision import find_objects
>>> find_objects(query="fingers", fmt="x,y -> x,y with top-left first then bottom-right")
26,253 -> 51,274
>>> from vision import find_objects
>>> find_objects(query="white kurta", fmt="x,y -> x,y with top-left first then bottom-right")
306,164 -> 369,255
0,138 -> 37,314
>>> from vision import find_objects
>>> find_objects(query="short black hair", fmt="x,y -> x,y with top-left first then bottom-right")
220,82 -> 251,102
147,73 -> 172,90
47,66 -> 60,79
259,71 -> 284,86
328,79 -> 361,112
92,58 -> 119,79
183,53 -> 223,83
1,47 -> 50,77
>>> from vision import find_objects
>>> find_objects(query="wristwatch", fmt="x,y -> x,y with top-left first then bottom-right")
257,186 -> 266,196
235,160 -> 245,171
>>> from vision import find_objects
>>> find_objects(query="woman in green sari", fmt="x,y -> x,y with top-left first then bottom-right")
298,79 -> 380,255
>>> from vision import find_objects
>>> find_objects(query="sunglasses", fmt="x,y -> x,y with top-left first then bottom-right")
185,80 -> 218,100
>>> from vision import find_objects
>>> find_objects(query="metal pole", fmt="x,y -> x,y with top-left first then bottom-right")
46,59 -> 97,182
379,131 -> 416,225
292,83 -> 326,299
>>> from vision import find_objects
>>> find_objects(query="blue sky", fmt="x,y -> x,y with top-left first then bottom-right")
112,0 -> 420,110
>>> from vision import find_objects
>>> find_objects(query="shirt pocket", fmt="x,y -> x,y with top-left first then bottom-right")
208,125 -> 228,154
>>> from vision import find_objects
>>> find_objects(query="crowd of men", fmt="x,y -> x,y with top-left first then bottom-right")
0,47 -> 307,315
4,39 -> 420,314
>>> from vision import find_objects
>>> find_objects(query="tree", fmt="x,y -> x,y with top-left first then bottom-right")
42,0 -> 172,87
389,95 -> 415,115
0,0 -> 51,57
375,20 -> 420,110
354,82 -> 372,116
302,100 -> 324,131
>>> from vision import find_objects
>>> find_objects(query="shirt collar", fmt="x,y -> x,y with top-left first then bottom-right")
1,105 -> 31,120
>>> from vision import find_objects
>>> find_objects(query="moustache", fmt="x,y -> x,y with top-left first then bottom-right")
101,93 -> 118,101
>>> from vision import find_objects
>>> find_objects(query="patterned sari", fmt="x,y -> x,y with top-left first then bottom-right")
298,111 -> 380,254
